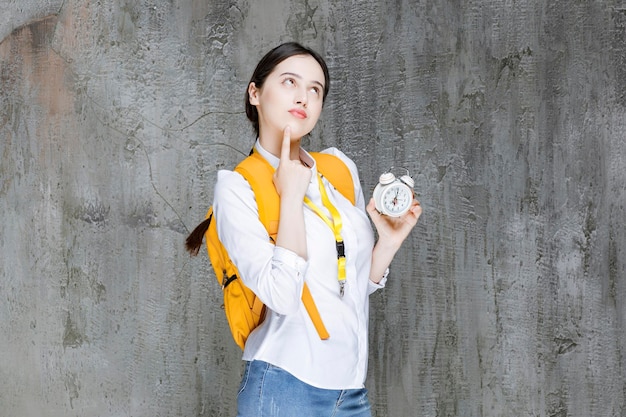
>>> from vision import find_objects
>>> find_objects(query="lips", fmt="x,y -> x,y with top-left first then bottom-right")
289,109 -> 307,119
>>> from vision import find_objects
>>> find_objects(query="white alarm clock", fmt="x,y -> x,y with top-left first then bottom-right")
372,169 -> 415,217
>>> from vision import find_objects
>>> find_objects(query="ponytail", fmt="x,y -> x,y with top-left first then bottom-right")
185,215 -> 212,256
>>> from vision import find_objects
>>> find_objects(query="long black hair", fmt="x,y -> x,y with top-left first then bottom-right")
245,42 -> 330,137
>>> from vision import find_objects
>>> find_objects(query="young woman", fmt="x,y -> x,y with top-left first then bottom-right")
212,42 -> 421,416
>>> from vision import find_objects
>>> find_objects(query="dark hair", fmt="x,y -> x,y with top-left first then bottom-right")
245,42 -> 330,136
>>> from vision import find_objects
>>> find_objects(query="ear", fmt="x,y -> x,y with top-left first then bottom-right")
248,82 -> 260,105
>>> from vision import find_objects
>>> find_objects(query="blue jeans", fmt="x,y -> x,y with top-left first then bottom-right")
236,360 -> 372,417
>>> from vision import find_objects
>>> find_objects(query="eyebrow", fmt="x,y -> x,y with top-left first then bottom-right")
280,72 -> 325,89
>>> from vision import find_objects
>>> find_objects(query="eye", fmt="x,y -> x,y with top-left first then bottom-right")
283,78 -> 295,86
310,86 -> 321,95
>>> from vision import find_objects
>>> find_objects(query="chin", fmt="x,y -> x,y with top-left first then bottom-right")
293,123 -> 317,138
295,130 -> 314,139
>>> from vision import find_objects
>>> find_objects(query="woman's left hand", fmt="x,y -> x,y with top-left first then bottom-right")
366,198 -> 422,249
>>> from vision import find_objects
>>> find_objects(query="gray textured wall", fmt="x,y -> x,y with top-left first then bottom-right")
1,1 -> 625,416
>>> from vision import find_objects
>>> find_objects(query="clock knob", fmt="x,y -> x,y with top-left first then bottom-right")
378,172 -> 396,185
399,175 -> 414,189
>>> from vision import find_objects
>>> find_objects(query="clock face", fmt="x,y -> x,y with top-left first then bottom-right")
381,183 -> 413,216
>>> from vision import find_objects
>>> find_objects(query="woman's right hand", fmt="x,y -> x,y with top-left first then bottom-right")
273,125 -> 310,259
272,126 -> 312,201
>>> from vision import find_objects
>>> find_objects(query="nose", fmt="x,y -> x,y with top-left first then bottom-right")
295,88 -> 308,107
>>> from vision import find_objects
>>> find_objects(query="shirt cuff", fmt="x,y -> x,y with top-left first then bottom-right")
369,268 -> 389,290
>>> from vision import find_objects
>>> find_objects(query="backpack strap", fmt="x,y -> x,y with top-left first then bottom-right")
235,152 -> 279,239
235,151 -> 330,340
311,152 -> 356,205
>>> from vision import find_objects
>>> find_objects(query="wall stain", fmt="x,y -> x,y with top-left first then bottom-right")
126,201 -> 160,228
581,201 -> 596,275
612,9 -> 626,106
60,266 -> 106,304
495,47 -> 533,86
607,230 -> 618,307
546,390 -> 568,417
62,312 -> 85,348
554,336 -> 578,355
287,0 -> 319,39
72,200 -> 110,227
64,371 -> 80,409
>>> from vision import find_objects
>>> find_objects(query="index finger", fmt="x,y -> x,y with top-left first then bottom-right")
280,125 -> 292,161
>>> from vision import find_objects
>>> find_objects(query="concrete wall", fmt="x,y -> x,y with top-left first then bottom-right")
1,0 -> 625,416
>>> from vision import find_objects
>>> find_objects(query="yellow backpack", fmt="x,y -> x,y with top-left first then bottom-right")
186,150 -> 355,350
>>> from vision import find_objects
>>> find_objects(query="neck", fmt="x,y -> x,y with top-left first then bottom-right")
258,132 -> 302,160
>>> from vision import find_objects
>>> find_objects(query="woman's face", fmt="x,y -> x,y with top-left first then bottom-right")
248,54 -> 325,141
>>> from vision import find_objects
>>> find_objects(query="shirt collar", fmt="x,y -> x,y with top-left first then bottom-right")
253,139 -> 318,176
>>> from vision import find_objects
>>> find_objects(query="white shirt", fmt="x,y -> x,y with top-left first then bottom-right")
213,141 -> 387,389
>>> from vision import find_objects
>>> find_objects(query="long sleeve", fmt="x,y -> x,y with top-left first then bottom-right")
213,170 -> 308,315
211,142 -> 385,390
